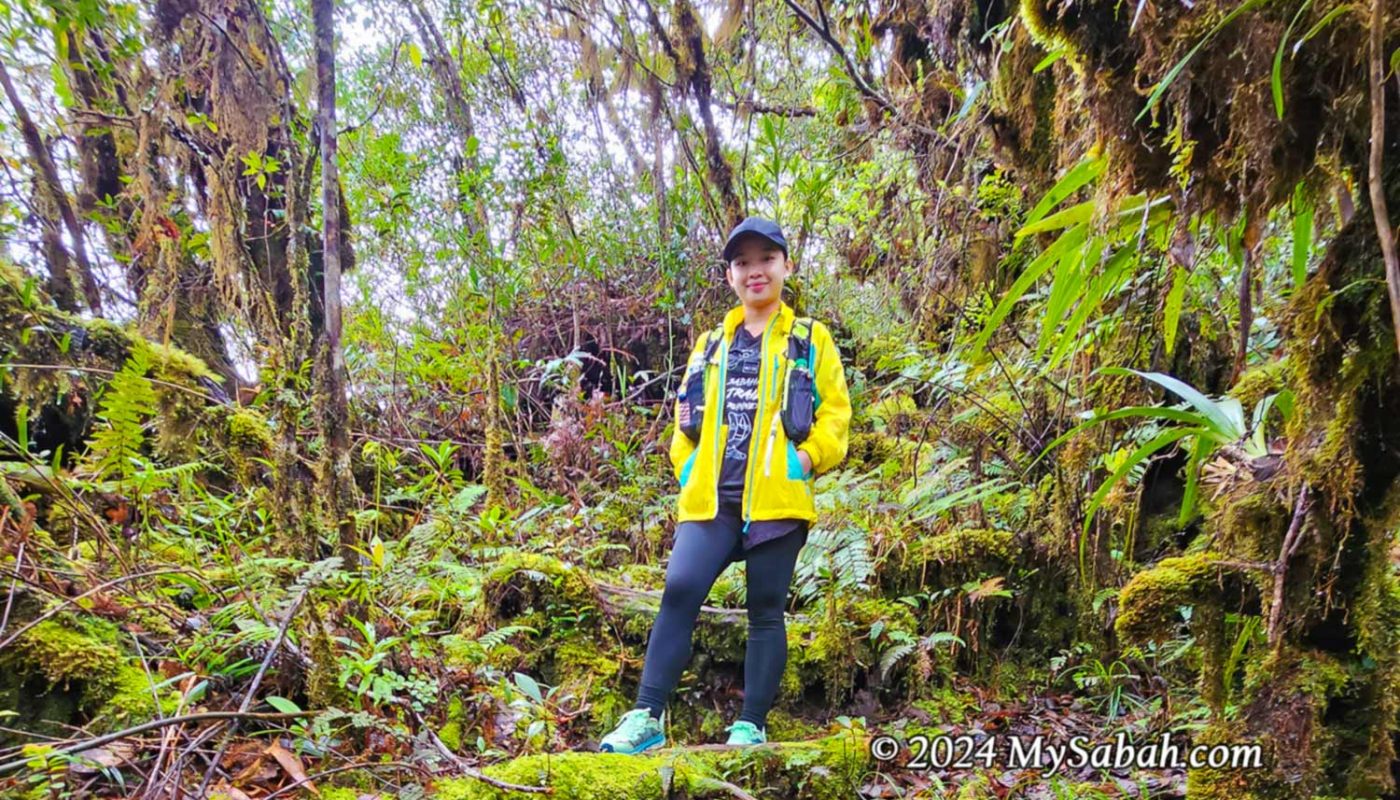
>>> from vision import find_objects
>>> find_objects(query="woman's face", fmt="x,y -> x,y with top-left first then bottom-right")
725,237 -> 792,309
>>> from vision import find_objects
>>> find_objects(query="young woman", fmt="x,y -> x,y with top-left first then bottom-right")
599,216 -> 852,752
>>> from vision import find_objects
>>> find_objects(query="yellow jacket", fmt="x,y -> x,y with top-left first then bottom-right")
669,301 -> 852,526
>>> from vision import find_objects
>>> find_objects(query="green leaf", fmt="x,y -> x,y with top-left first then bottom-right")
1019,192 -> 1160,239
49,61 -> 74,107
1017,199 -> 1094,238
1136,0 -> 1269,124
1295,5 -> 1355,52
450,484 -> 487,513
1082,427 -> 1208,537
1042,247 -> 1141,372
16,402 -> 28,452
1103,367 -> 1243,440
1162,263 -> 1187,356
1036,236 -> 1096,359
265,696 -> 302,714
1033,49 -> 1066,73
512,672 -> 543,703
1272,0 -> 1316,119
1178,435 -> 1209,526
1291,184 -> 1313,287
406,42 -> 423,69
973,222 -> 1089,356
1027,405 -> 1210,473
1024,155 -> 1105,228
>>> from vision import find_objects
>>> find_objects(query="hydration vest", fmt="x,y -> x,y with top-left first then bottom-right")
678,317 -> 816,445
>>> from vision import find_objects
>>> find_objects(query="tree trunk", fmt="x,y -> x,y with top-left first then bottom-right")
312,0 -> 355,563
0,59 -> 103,315
674,0 -> 744,228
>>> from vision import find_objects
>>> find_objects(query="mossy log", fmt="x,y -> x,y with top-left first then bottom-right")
419,732 -> 872,800
0,261 -> 271,475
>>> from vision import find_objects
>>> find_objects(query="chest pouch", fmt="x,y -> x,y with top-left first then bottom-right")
780,318 -> 816,444
679,326 -> 724,443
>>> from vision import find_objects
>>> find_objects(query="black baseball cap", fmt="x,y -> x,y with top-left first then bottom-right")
722,216 -> 788,262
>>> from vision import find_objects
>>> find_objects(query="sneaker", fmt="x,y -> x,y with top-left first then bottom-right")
724,720 -> 767,746
599,708 -> 666,754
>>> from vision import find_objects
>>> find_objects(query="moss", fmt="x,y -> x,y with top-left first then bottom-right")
481,552 -> 598,620
226,407 -> 275,451
1343,485 -> 1400,796
135,337 -> 220,383
430,729 -> 872,800
1182,722 -> 1255,800
865,393 -> 919,432
1188,648 -> 1353,798
763,709 -> 821,742
442,634 -> 488,669
614,562 -> 665,590
1017,0 -> 1087,76
549,638 -> 620,685
1114,551 -> 1224,644
0,617 -> 177,735
1213,487 -> 1289,565
438,696 -> 468,752
844,431 -> 900,476
919,527 -> 1014,564
1229,356 -> 1290,411
909,684 -> 978,725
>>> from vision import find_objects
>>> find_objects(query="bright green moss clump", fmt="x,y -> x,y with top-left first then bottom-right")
0,617 -> 178,735
431,730 -> 871,800
1115,551 -> 1224,644
920,528 -> 1014,564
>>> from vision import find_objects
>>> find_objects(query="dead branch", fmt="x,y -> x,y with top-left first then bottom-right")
1368,0 -> 1400,358
0,567 -> 197,653
1268,484 -> 1313,648
0,712 -> 310,776
409,706 -> 555,794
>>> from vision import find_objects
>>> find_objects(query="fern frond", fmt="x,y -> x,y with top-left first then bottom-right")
479,624 -> 538,650
86,348 -> 159,481
879,643 -> 915,680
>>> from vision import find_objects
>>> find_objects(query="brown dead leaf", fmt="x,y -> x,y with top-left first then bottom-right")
209,781 -> 255,800
69,742 -> 136,774
267,741 -> 318,795
967,576 -> 1005,602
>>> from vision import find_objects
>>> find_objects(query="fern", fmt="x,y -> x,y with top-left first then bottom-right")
794,525 -> 874,606
878,640 -> 916,680
86,347 -> 159,481
479,624 -> 538,650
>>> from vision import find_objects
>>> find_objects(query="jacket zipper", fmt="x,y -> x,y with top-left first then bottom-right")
708,329 -> 728,519
743,312 -> 779,532
762,355 -> 783,477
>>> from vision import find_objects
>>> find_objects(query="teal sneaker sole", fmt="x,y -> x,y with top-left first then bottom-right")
600,732 -> 665,754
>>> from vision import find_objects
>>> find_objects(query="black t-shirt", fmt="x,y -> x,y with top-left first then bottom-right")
718,326 -> 762,499
716,325 -> 804,550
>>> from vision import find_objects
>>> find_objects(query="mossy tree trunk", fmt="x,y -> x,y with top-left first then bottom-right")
312,0 -> 356,563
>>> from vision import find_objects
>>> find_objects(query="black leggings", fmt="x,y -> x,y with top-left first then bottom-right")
633,504 -> 808,729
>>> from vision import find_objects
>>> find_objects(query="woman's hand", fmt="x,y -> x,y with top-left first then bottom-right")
796,448 -> 813,476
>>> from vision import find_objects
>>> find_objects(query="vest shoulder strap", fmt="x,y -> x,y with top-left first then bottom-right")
698,324 -> 725,369
788,317 -> 815,364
